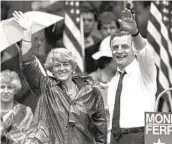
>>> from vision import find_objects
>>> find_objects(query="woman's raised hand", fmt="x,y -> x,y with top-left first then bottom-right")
12,11 -> 33,31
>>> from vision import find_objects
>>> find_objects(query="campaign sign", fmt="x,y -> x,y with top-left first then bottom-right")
145,112 -> 172,144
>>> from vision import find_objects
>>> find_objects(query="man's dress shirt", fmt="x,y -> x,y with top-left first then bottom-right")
107,41 -> 157,135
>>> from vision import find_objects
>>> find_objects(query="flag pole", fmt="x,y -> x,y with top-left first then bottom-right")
80,13 -> 85,73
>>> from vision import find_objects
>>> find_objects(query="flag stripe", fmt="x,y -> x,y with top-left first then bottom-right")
149,13 -> 161,33
67,11 -> 80,28
150,3 -> 172,57
148,42 -> 170,88
63,32 -> 84,72
147,1 -> 172,111
63,1 -> 84,72
150,12 -> 172,68
64,26 -> 82,55
147,30 -> 160,55
161,36 -> 172,68
64,13 -> 82,48
159,68 -> 170,89
160,60 -> 170,85
147,21 -> 172,84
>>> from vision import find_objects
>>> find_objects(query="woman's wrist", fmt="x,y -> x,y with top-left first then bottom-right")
23,29 -> 32,42
23,39 -> 31,43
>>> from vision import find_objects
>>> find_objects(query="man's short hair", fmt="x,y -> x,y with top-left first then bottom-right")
97,12 -> 118,30
110,31 -> 131,48
80,2 -> 98,21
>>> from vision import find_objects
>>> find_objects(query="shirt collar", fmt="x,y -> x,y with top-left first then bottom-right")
117,59 -> 137,74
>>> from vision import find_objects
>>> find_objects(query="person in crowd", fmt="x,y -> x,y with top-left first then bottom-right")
107,9 -> 157,144
85,11 -> 119,73
12,11 -> 107,144
0,70 -> 33,144
90,36 -> 117,126
90,36 -> 117,107
80,1 -> 101,48
98,1 -> 115,14
97,12 -> 119,39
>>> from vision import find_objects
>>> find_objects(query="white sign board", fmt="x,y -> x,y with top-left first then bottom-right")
145,112 -> 172,144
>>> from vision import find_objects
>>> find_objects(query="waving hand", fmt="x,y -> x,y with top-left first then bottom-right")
118,8 -> 138,35
12,11 -> 33,30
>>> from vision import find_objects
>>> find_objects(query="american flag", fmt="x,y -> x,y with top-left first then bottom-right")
63,1 -> 85,72
147,1 -> 172,111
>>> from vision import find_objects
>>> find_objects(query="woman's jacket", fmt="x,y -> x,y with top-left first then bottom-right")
21,56 -> 107,144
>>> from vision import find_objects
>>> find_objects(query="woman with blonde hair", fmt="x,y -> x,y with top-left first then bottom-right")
0,70 -> 33,144
12,11 -> 107,144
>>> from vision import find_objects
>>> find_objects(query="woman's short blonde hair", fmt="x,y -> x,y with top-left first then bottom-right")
44,48 -> 77,71
0,70 -> 22,93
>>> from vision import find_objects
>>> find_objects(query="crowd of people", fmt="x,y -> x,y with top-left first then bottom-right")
1,1 -> 158,144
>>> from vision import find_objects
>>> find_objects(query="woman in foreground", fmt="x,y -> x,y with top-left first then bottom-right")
12,11 -> 107,144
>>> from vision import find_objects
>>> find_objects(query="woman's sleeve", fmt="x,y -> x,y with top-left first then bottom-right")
92,88 -> 107,144
20,53 -> 47,96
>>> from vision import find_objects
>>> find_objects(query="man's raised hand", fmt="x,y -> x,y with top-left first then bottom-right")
118,8 -> 138,35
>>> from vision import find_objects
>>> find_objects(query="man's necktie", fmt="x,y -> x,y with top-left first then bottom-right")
112,71 -> 126,134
